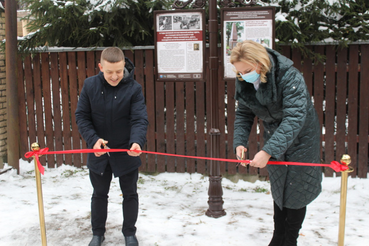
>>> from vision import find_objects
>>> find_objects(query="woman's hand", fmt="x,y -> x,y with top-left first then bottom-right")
250,150 -> 271,168
236,145 -> 247,167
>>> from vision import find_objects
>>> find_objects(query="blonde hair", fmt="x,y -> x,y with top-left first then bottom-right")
230,40 -> 271,83
100,47 -> 125,63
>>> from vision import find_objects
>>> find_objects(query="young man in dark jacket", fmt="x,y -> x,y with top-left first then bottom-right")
75,47 -> 148,246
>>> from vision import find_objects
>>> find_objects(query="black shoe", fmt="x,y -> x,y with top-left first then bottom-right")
125,235 -> 138,246
88,235 -> 105,246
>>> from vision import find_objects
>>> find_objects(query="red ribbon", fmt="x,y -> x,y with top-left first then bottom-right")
24,148 -> 349,175
24,148 -> 50,175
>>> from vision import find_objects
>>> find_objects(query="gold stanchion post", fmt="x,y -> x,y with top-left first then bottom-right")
338,154 -> 353,246
31,142 -> 47,246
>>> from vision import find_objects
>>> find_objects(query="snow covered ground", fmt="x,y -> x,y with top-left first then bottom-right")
0,160 -> 368,246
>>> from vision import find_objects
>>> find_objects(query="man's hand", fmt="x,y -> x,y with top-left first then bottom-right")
249,150 -> 271,168
127,143 -> 142,157
93,139 -> 107,157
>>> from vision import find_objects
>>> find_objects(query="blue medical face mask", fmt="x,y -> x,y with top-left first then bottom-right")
239,69 -> 260,83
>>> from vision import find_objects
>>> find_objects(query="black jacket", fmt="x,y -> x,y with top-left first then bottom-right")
233,49 -> 322,209
75,58 -> 148,177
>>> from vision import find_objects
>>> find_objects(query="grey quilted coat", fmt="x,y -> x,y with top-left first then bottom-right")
233,48 -> 322,210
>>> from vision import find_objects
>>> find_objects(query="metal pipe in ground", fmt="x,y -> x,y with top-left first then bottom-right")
32,143 -> 47,246
338,154 -> 353,246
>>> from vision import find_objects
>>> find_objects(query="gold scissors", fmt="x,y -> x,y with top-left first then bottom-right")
102,140 -> 110,157
237,150 -> 245,167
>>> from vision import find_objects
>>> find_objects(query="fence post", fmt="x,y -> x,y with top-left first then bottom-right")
5,0 -> 20,173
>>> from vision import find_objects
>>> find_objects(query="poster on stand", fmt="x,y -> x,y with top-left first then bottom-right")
222,7 -> 275,79
154,9 -> 205,81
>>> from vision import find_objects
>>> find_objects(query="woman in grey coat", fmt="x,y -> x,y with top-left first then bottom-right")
230,40 -> 322,246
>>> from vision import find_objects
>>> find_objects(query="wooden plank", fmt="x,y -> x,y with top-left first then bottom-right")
302,46 -> 313,98
258,120 -> 268,177
125,50 -> 134,64
59,52 -> 72,166
205,48 -> 211,174
41,53 -> 55,167
280,46 -> 291,59
336,47 -> 348,166
77,48 -> 93,163
68,52 -> 82,167
133,50 -> 147,170
86,51 -> 95,78
95,51 -> 102,75
17,56 -> 28,159
217,76 -> 226,175
50,53 -> 64,166
77,52 -> 88,165
166,82 -> 176,172
291,47 -> 302,72
324,46 -> 336,176
347,45 -> 359,177
76,52 -> 87,102
32,54 -> 46,167
24,56 -> 36,147
176,82 -> 186,172
226,80 -> 236,175
155,81 -> 165,173
248,117 -> 259,175
195,81 -> 206,174
134,50 -> 144,88
358,44 -> 369,177
143,50 -> 155,172
186,82 -> 196,173
234,104 -> 247,175
313,46 -> 325,162
139,50 -> 156,171
237,117 -> 250,174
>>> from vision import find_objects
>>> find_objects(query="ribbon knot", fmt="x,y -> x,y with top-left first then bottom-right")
24,148 -> 49,175
329,161 -> 349,172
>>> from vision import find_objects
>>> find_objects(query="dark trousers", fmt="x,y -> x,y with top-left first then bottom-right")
269,202 -> 306,246
89,164 -> 139,237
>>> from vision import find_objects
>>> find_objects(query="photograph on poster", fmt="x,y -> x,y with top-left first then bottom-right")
224,21 -> 245,56
173,14 -> 201,30
222,8 -> 275,79
158,16 -> 172,30
155,11 -> 204,80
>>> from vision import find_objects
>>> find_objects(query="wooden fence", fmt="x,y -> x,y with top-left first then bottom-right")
17,44 -> 369,178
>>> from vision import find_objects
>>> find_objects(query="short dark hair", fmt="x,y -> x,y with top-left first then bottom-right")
100,47 -> 125,63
